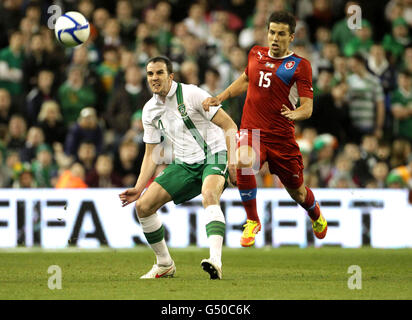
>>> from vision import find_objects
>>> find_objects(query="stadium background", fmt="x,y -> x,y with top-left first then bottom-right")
1,0 -> 412,191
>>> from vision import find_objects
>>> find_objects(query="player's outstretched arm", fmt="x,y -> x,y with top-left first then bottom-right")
119,143 -> 159,207
202,72 -> 249,111
211,108 -> 238,185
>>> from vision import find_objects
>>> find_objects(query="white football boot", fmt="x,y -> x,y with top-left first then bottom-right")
140,261 -> 176,279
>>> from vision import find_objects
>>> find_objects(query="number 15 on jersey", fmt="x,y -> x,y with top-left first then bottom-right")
258,71 -> 272,88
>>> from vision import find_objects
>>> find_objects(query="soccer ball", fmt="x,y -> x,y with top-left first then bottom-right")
54,11 -> 90,47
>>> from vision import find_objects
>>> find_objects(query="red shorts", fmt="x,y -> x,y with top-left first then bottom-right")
237,130 -> 304,189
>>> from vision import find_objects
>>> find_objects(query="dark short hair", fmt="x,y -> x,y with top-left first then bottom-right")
267,11 -> 296,34
398,69 -> 412,78
146,56 -> 173,74
350,53 -> 366,66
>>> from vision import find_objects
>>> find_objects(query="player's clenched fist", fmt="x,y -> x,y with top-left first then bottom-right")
202,96 -> 221,111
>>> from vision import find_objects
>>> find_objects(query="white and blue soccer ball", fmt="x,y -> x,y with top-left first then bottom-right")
54,11 -> 90,47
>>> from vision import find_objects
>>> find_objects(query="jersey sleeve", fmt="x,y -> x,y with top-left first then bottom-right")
244,46 -> 255,77
295,59 -> 313,99
142,106 -> 161,144
189,85 -> 221,121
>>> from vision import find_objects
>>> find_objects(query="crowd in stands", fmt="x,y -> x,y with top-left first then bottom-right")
0,0 -> 412,190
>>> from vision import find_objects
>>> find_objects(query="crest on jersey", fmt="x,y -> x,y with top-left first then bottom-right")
178,103 -> 187,117
265,62 -> 275,68
285,61 -> 295,70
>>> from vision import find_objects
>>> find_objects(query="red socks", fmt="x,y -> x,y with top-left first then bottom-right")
237,168 -> 260,223
300,186 -> 320,221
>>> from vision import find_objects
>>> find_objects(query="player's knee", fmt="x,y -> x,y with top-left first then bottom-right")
135,199 -> 152,218
202,189 -> 219,207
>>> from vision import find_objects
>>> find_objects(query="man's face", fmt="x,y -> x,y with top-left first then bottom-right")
146,61 -> 173,96
267,22 -> 294,57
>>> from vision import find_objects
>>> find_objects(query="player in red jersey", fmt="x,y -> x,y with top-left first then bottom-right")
203,11 -> 327,247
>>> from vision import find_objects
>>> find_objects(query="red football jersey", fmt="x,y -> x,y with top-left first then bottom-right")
241,45 -> 313,142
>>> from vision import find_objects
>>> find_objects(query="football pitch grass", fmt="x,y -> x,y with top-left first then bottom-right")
0,247 -> 411,300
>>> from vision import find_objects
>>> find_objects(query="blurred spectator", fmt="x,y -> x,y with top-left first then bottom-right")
150,3 -> 173,53
315,42 -> 339,79
102,18 -> 122,49
19,125 -> 44,163
75,140 -> 97,176
0,88 -> 15,125
113,49 -> 136,89
305,80 -> 352,145
37,100 -> 67,146
4,149 -> 21,186
376,141 -> 392,164
172,32 -> 209,83
26,69 -> 56,126
116,0 -> 139,48
313,26 -> 332,54
64,107 -> 103,157
70,46 -> 105,114
55,161 -> 88,188
328,154 -> 357,188
86,153 -> 123,188
122,110 -> 144,145
180,60 -> 199,85
385,160 -> 411,188
104,64 -> 151,140
31,143 -> 58,188
91,7 -> 110,50
7,114 -> 26,150
371,161 -> 390,188
96,46 -> 120,104
78,0 -> 95,22
0,150 -> 12,187
332,55 -> 348,85
401,45 -> 412,74
389,138 -> 411,168
12,162 -> 36,188
313,67 -> 334,97
367,43 -> 397,97
239,10 -> 267,50
114,139 -> 143,187
183,2 -> 209,43
22,32 -> 59,93
169,22 -> 189,63
58,66 -> 97,126
210,9 -> 243,34
201,67 -> 222,97
307,134 -> 337,187
135,36 -> 160,70
304,0 -> 334,41
391,70 -> 412,142
383,17 -> 411,65
346,54 -> 385,142
352,134 -> 379,187
218,46 -> 247,126
0,30 -> 24,98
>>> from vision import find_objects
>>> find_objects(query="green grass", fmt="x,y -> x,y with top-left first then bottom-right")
0,247 -> 411,300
